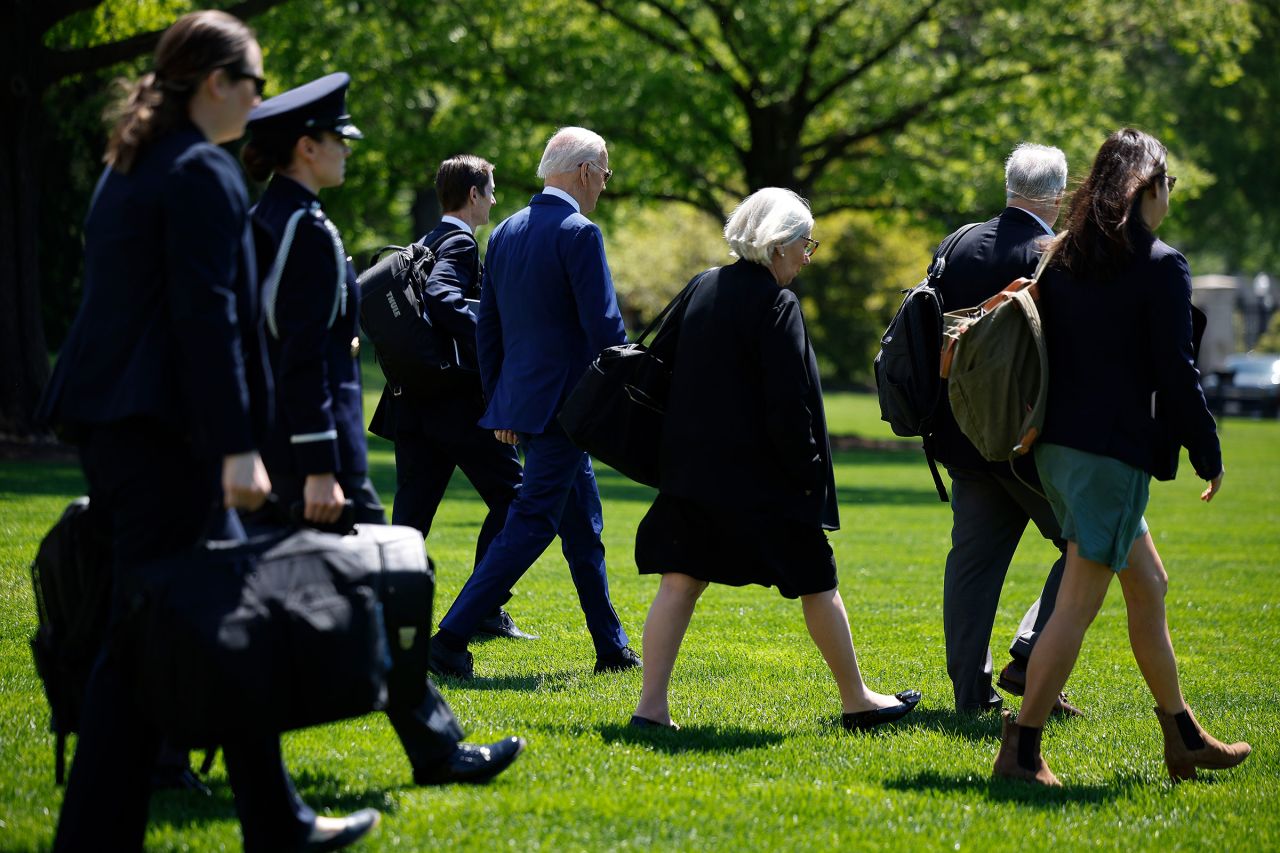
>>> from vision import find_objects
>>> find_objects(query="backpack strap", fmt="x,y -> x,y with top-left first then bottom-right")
927,222 -> 983,284
921,435 -> 949,502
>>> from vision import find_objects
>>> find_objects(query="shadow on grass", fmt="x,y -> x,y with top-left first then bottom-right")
432,671 -> 579,692
0,460 -> 85,498
149,771 -> 395,832
862,708 -> 1006,741
885,769 -> 1145,805
599,722 -> 786,754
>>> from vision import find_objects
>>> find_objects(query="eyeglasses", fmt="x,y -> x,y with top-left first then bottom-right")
221,64 -> 266,97
582,161 -> 613,183
802,237 -> 819,258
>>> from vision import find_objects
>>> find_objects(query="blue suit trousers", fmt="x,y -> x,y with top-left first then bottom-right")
438,428 -> 627,656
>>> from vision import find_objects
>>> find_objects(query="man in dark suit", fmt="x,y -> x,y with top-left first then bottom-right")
369,154 -> 533,640
430,127 -> 638,678
934,143 -> 1082,716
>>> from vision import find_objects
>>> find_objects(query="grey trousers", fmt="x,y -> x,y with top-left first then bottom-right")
943,465 -> 1066,711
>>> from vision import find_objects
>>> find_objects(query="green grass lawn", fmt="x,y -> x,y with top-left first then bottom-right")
1,392 -> 1277,851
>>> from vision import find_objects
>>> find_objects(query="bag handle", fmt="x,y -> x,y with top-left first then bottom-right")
635,269 -> 712,345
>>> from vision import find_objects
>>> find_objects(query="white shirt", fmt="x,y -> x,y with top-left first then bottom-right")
541,186 -> 581,213
1015,206 -> 1055,236
440,214 -> 473,236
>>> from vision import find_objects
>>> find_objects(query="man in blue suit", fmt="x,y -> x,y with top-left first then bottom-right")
430,127 -> 639,678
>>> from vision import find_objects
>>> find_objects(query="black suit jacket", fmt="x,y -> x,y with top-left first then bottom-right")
38,122 -> 271,456
1039,235 -> 1221,481
659,260 -> 839,529
368,221 -> 486,441
934,207 -> 1051,470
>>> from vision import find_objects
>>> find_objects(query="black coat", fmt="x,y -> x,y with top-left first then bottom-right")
1039,235 -> 1221,481
251,176 -> 366,477
38,122 -> 271,456
368,221 -> 485,441
934,207 -> 1051,470
658,260 -> 839,530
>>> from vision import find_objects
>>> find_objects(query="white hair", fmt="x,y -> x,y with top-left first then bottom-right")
536,126 -> 607,179
1005,143 -> 1068,204
723,187 -> 814,264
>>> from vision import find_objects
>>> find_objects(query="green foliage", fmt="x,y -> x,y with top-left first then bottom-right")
799,211 -> 935,386
604,202 -> 726,325
2,393 -> 1278,849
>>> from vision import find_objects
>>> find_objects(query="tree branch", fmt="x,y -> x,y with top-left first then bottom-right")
807,0 -> 944,112
795,0 -> 859,100
43,0 -> 295,84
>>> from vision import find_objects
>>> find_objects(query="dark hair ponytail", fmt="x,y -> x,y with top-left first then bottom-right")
104,10 -> 255,174
241,132 -> 301,183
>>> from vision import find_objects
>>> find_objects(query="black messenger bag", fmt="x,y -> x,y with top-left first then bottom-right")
558,269 -> 712,487
137,527 -> 401,746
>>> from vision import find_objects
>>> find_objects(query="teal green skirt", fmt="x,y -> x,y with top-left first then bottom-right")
1034,443 -> 1150,571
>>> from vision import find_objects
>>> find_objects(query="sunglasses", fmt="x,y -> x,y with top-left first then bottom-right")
221,64 -> 266,97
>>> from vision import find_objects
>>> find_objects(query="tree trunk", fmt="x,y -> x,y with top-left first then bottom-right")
0,7 -> 53,440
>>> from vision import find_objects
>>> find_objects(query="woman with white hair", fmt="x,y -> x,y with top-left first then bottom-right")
629,187 -> 921,731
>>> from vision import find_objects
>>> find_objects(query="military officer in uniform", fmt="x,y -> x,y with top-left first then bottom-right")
242,72 -> 525,785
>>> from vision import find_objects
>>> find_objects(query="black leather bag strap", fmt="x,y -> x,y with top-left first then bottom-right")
636,268 -> 713,346
927,222 -> 982,284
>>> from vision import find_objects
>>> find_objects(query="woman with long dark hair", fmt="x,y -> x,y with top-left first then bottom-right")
993,129 -> 1251,786
39,11 -> 377,850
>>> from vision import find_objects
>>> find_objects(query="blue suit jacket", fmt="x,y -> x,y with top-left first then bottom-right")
251,176 -> 366,477
1039,235 -> 1221,481
476,194 -> 625,433
38,122 -> 270,456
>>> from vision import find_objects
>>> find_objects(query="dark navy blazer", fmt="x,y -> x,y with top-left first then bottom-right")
1039,235 -> 1221,481
659,261 -> 839,530
934,207 -> 1050,470
251,175 -> 366,477
476,194 -> 626,433
38,122 -> 270,455
368,221 -> 486,440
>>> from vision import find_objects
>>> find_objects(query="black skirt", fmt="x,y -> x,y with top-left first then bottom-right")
635,493 -> 837,599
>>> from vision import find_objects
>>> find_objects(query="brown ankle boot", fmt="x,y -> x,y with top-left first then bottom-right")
992,710 -> 1061,786
1153,706 -> 1251,782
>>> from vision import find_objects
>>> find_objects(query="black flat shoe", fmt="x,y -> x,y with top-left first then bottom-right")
414,736 -> 526,785
304,808 -> 380,852
629,715 -> 680,730
842,689 -> 922,732
475,608 -> 540,640
594,646 -> 642,674
428,635 -> 475,680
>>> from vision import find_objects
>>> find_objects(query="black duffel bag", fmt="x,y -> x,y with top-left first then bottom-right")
357,239 -> 475,400
137,528 -> 393,746
558,269 -> 712,487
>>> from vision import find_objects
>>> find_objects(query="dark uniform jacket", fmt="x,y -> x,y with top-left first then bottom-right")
934,207 -> 1051,471
368,221 -> 485,441
251,175 -> 366,477
659,260 -> 839,530
1039,234 -> 1221,481
39,122 -> 271,455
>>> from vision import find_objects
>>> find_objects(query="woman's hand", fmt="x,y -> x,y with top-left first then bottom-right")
223,451 -> 271,511
493,429 -> 519,445
304,472 -> 346,523
1200,468 -> 1224,502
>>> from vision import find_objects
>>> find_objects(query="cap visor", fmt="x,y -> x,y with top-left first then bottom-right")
335,122 -> 363,140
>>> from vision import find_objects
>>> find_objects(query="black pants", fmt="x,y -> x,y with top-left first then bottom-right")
942,465 -> 1066,712
391,425 -> 522,599
55,420 -> 313,853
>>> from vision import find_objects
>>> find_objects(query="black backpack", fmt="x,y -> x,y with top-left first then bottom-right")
357,232 -> 477,399
29,497 -> 112,783
874,222 -> 980,502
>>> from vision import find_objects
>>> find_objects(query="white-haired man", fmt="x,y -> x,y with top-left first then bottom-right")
933,143 -> 1083,716
430,127 -> 638,678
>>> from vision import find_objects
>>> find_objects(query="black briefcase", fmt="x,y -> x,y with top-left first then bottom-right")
137,527 -> 407,745
558,269 -> 711,487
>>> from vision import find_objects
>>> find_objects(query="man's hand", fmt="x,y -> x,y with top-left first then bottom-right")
223,451 -> 271,511
1200,468 -> 1224,503
493,429 -> 518,445
304,473 -> 346,523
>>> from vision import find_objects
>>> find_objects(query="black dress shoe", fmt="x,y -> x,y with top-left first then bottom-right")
304,808 -> 380,852
630,715 -> 680,730
150,765 -> 212,796
842,689 -> 922,732
475,608 -> 539,640
414,736 -> 526,785
428,635 -> 474,680
997,660 -> 1084,717
594,645 -> 642,674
